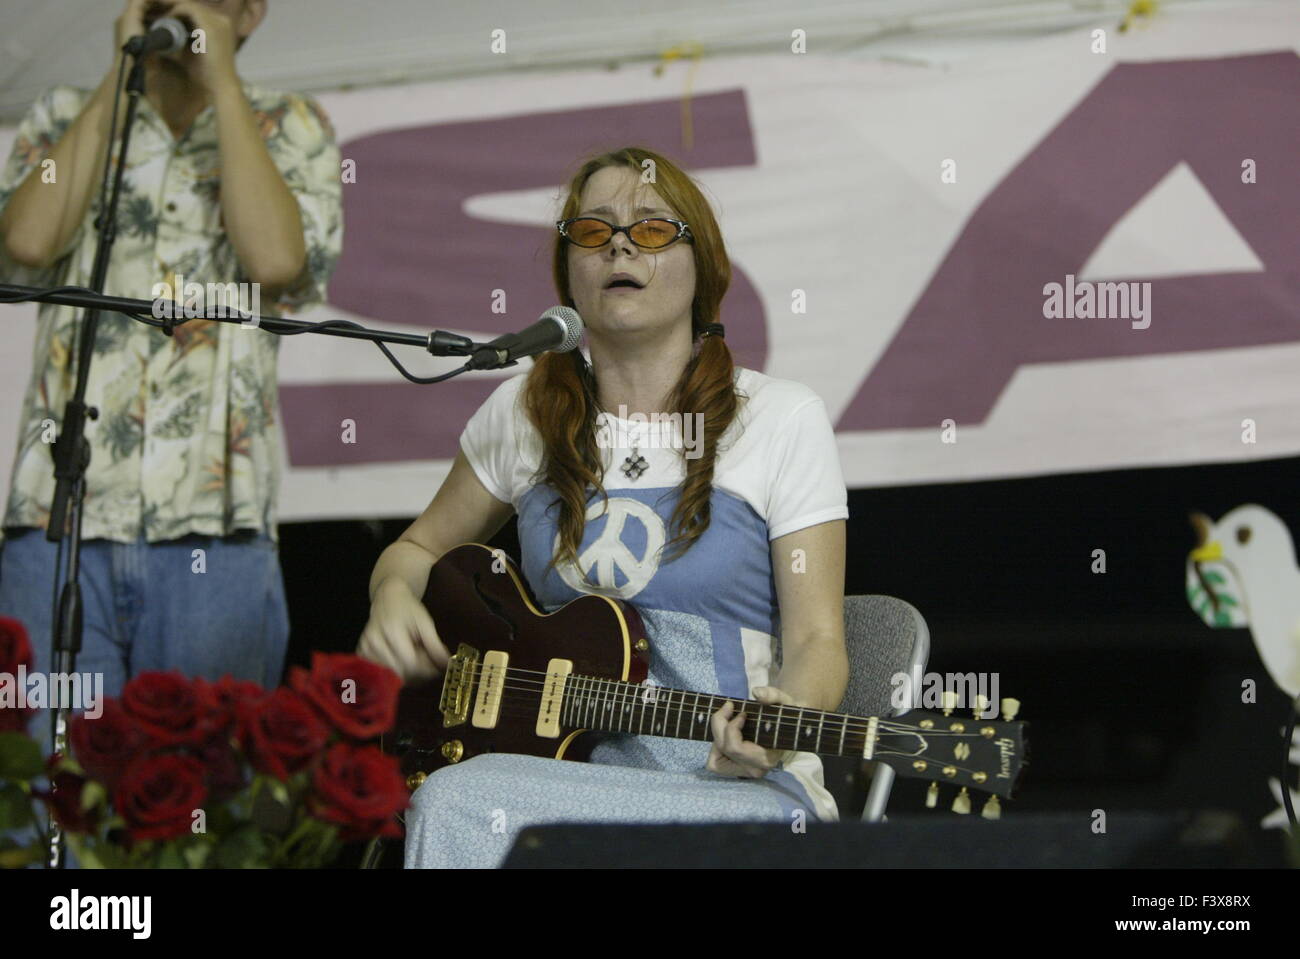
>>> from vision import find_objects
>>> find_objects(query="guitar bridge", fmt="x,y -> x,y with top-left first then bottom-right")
439,643 -> 480,727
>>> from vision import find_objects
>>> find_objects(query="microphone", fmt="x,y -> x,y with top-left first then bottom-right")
124,17 -> 189,57
469,306 -> 583,370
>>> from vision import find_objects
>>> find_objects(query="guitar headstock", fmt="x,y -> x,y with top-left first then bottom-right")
871,696 -> 1027,817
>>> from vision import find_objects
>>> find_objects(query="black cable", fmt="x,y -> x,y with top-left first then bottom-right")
1283,693 -> 1299,829
267,316 -> 473,384
0,284 -> 103,304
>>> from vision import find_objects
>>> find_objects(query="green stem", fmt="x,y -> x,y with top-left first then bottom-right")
270,814 -> 315,866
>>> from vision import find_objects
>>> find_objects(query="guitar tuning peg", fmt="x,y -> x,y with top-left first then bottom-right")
981,795 -> 1001,820
951,786 -> 971,815
942,690 -> 958,716
925,782 -> 939,809
974,694 -> 991,718
1000,697 -> 1021,722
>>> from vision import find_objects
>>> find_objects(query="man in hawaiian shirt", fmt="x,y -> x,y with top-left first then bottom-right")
0,0 -> 342,743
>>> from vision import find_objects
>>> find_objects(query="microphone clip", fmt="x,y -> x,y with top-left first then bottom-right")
468,347 -> 517,371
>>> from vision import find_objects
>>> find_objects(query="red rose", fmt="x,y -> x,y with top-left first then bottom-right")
36,765 -> 101,834
289,653 -> 401,740
114,753 -> 207,842
309,742 -> 406,840
237,687 -> 329,781
120,671 -> 221,745
0,616 -> 35,732
192,732 -> 246,802
69,699 -> 149,789
194,676 -> 267,739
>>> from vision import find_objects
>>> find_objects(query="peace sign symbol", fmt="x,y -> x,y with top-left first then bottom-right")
555,497 -> 667,599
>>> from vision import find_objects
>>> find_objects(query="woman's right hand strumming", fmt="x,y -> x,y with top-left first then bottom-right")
358,576 -> 448,681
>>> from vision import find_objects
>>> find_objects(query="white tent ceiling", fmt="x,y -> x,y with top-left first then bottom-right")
0,0 -> 1259,125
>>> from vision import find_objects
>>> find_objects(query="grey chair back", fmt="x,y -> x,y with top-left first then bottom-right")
839,595 -> 930,821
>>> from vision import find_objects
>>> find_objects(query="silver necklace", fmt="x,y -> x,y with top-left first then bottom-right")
595,396 -> 648,482
621,447 -> 649,481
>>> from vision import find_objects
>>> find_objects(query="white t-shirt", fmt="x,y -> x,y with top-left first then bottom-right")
461,365 -> 848,540
459,365 -> 850,821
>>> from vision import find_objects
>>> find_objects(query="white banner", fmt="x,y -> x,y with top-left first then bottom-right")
1,4 -> 1297,523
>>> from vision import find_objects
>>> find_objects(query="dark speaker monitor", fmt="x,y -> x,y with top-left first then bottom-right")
502,811 -> 1265,868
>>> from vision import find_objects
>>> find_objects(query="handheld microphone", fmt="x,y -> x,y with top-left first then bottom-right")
124,17 -> 189,57
469,306 -> 583,370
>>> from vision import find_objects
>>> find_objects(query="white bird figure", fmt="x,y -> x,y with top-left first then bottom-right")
1262,760 -> 1300,831
1189,505 -> 1300,832
1189,505 -> 1300,697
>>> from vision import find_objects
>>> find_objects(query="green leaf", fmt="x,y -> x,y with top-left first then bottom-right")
1214,610 -> 1232,627
0,843 -> 44,868
0,782 -> 36,831
81,780 -> 106,813
1204,571 -> 1226,585
215,823 -> 270,869
266,777 -> 289,806
154,843 -> 187,869
1218,594 -> 1238,608
283,819 -> 341,868
182,842 -> 213,869
0,732 -> 44,780
66,834 -> 108,870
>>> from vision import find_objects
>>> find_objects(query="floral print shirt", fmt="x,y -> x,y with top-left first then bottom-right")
0,83 -> 342,544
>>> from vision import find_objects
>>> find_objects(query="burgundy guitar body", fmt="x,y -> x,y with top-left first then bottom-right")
391,543 -> 650,782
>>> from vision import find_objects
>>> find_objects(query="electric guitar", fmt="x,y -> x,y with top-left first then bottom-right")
388,543 -> 1027,814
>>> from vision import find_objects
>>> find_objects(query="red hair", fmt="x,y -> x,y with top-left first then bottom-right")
524,147 -> 741,578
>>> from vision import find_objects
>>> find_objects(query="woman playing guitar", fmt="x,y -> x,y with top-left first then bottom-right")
357,147 -> 850,868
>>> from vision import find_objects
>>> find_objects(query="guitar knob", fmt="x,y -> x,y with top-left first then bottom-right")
1000,698 -> 1021,722
925,782 -> 938,808
405,771 -> 427,791
974,694 -> 991,718
951,786 -> 971,815
981,795 -> 1002,820
942,690 -> 958,716
440,739 -> 464,763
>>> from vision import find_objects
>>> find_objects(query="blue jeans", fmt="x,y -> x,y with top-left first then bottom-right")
0,527 -> 290,758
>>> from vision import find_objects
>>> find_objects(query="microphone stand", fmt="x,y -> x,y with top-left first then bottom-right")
0,275 -> 496,869
25,39 -> 512,869
39,43 -> 152,870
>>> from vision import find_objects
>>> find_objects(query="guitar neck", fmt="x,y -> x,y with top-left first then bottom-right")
562,675 -> 875,758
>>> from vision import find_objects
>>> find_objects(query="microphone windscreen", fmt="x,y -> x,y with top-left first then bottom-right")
540,306 -> 583,353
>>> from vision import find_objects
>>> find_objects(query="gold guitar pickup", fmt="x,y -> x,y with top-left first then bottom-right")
536,658 -> 574,738
471,650 -> 509,729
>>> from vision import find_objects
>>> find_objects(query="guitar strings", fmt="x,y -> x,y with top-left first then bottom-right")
475,684 -> 996,741
455,658 -> 1009,729
468,675 -> 888,739
448,661 -> 1000,738
423,662 -> 1015,773
444,682 -> 1000,752
414,694 -> 1007,781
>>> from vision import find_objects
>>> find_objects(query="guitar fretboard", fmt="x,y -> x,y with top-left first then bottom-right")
559,674 -> 874,757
